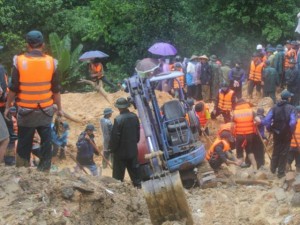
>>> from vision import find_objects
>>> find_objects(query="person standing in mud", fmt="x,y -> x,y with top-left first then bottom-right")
4,30 -> 63,171
109,97 -> 141,188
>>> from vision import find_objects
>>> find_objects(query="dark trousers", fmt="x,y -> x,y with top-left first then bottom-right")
230,83 -> 242,99
17,125 -> 52,171
263,91 -> 276,104
211,108 -> 231,123
287,147 -> 300,168
271,133 -> 291,176
187,85 -> 196,99
113,154 -> 141,187
247,80 -> 262,96
235,133 -> 254,159
252,134 -> 265,169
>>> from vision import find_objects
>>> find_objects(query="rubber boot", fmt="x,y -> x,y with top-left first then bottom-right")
16,154 -> 30,168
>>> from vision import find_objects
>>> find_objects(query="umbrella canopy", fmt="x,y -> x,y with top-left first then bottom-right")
79,50 -> 109,61
135,58 -> 160,77
148,42 -> 177,56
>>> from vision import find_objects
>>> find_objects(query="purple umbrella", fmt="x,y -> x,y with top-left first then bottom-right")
148,42 -> 177,56
79,50 -> 109,61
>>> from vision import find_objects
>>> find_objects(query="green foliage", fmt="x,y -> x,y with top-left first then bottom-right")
49,32 -> 84,91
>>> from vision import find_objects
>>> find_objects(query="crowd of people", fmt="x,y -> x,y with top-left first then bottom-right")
1,29 -> 300,188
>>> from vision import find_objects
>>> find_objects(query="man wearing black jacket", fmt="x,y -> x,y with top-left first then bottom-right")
109,97 -> 141,188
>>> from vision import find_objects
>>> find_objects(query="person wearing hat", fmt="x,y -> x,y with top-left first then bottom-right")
284,41 -> 297,71
262,60 -> 279,103
228,61 -> 246,99
199,55 -> 212,102
287,105 -> 300,173
248,52 -> 265,99
186,55 -> 200,99
209,55 -> 222,102
273,44 -> 285,87
285,58 -> 300,106
256,89 -> 297,178
211,81 -> 236,123
76,124 -> 100,176
109,97 -> 141,188
100,108 -> 113,168
266,47 -> 276,67
170,62 -> 186,99
206,129 -> 241,171
220,60 -> 231,84
4,30 -> 62,171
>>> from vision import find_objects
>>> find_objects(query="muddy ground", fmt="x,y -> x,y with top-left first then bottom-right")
1,88 -> 300,225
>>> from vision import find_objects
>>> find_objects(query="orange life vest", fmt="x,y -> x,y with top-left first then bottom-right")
195,101 -> 209,127
90,63 -> 103,79
217,90 -> 234,111
16,54 -> 55,109
249,61 -> 264,82
173,74 -> 185,89
0,73 -> 8,107
291,118 -> 300,147
206,138 -> 230,161
218,122 -> 234,137
284,49 -> 297,69
233,102 -> 255,135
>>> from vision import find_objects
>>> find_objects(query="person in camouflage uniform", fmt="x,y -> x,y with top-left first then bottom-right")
209,55 -> 222,101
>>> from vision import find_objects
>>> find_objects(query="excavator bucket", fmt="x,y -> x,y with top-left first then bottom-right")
142,171 -> 193,225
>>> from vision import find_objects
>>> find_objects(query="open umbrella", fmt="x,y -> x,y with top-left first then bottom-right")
135,58 -> 160,77
148,42 -> 177,56
79,50 -> 109,61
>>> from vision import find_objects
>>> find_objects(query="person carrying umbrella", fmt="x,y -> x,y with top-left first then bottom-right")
89,57 -> 116,90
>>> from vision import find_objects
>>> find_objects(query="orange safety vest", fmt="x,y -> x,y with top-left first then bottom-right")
284,49 -> 297,69
217,90 -> 234,111
249,61 -> 264,82
90,63 -> 103,79
0,73 -> 8,107
218,122 -> 234,137
195,101 -> 209,127
233,102 -> 255,135
173,74 -> 184,89
291,118 -> 300,147
206,138 -> 230,161
16,54 -> 54,109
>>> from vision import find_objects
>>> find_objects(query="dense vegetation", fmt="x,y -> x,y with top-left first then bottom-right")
0,0 -> 299,91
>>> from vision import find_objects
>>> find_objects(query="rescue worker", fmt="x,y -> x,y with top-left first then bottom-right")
206,129 -> 241,171
232,98 -> 257,170
248,53 -> 264,99
199,55 -> 212,102
170,62 -> 185,99
273,44 -> 285,88
89,57 -> 116,99
0,113 -> 9,162
285,58 -> 300,106
109,98 -> 141,188
0,65 -> 8,115
256,90 -> 297,178
228,61 -> 246,99
209,55 -> 222,101
287,106 -> 300,173
194,101 -> 210,136
262,60 -> 279,103
4,30 -> 63,171
76,124 -> 100,176
100,108 -> 113,168
186,55 -> 199,99
220,60 -> 231,84
284,41 -> 297,73
211,81 -> 236,123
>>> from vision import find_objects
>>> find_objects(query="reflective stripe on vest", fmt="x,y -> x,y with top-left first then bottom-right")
233,103 -> 255,135
291,119 -> 300,147
218,90 -> 234,111
206,138 -> 230,161
0,74 -> 8,107
249,61 -> 263,82
17,54 -> 54,109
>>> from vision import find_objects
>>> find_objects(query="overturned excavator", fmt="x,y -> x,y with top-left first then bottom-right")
124,58 -> 208,225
